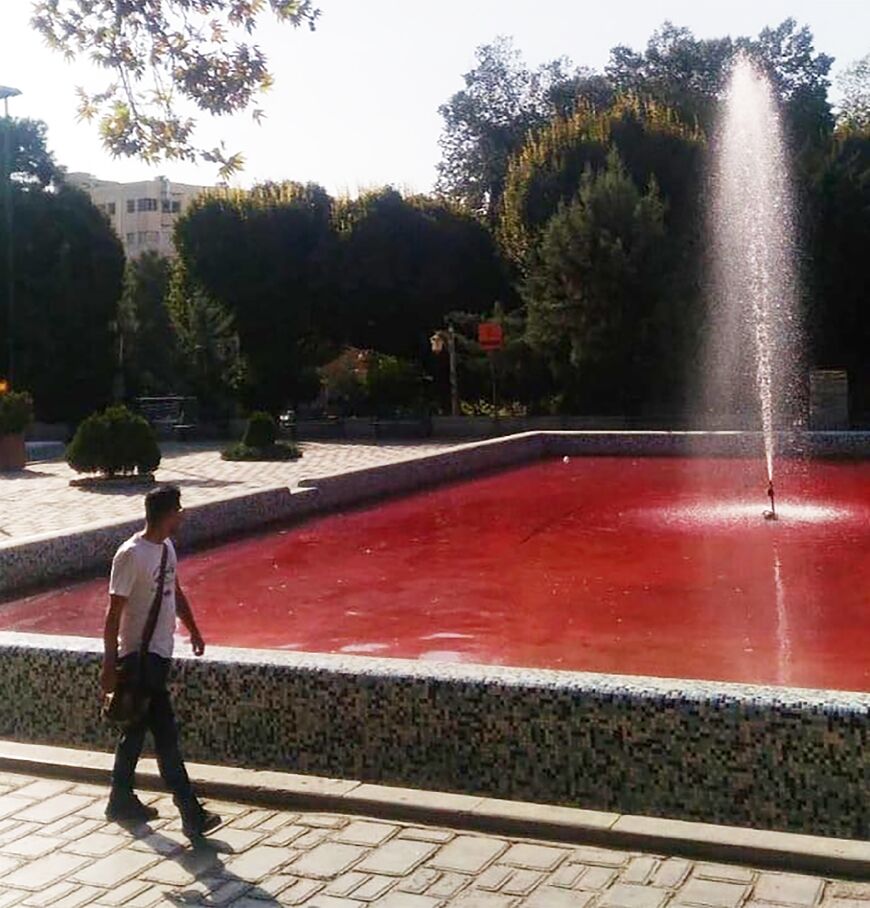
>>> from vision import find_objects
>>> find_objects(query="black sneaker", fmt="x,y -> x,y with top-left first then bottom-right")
181,804 -> 223,840
105,794 -> 159,823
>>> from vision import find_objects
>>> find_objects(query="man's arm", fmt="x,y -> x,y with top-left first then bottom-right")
101,595 -> 127,693
176,580 -> 205,656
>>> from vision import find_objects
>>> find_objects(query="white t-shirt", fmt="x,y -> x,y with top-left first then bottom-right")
109,532 -> 178,659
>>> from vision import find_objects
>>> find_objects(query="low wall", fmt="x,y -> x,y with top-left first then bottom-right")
0,632 -> 865,839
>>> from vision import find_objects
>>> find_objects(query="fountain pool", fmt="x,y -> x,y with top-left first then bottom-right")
4,455 -> 870,692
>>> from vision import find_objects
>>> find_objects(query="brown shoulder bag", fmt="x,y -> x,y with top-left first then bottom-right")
102,543 -> 169,730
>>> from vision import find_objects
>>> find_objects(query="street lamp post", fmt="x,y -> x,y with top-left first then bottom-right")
1,86 -> 22,388
430,323 -> 459,417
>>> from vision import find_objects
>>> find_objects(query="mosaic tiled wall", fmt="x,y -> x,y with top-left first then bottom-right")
0,632 -> 865,839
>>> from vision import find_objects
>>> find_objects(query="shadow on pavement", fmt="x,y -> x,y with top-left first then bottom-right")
127,824 -> 282,906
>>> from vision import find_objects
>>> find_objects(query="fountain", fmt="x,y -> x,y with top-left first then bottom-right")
707,54 -> 803,510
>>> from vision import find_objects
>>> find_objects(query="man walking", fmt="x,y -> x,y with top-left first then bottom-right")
101,484 -> 221,839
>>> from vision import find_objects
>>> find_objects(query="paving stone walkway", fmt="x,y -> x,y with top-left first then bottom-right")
0,442 -> 448,544
0,769 -> 851,908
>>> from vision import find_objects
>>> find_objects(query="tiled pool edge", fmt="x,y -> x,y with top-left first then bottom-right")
0,633 -> 865,840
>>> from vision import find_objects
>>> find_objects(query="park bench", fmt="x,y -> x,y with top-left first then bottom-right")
135,396 -> 197,440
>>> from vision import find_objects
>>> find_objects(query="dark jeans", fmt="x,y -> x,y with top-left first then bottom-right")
111,653 -> 194,805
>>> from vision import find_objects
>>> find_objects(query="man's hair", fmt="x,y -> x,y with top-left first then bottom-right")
145,485 -> 182,524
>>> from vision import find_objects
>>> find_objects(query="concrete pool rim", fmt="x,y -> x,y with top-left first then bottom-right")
0,630 -> 867,708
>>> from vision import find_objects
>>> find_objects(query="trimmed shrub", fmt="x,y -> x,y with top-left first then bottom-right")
67,406 -> 161,476
0,391 -> 34,436
222,411 -> 300,461
242,411 -> 277,448
221,440 -> 301,462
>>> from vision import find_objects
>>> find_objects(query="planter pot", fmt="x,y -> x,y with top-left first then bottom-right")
0,434 -> 26,471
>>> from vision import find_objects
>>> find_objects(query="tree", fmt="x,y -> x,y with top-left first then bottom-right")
436,37 -> 589,223
335,188 -> 509,359
836,54 -> 870,131
1,183 -> 125,421
118,252 -> 178,397
165,261 -> 245,415
365,353 -> 428,417
547,70 -> 615,119
806,132 -> 870,415
175,181 -> 333,412
606,19 -> 833,139
524,151 -> 670,414
1,117 -> 124,421
0,118 -> 64,188
744,19 -> 834,141
31,0 -> 319,175
606,23 -> 733,127
499,97 -> 703,269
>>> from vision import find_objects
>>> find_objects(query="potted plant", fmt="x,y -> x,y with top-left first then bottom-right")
0,391 -> 33,471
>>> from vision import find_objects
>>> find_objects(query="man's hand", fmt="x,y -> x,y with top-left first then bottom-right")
100,662 -> 117,694
177,584 -> 205,657
190,630 -> 206,657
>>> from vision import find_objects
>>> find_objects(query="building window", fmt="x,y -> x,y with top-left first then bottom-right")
126,232 -> 136,245
171,201 -> 181,213
161,199 -> 171,213
137,198 -> 158,212
127,199 -> 135,213
107,202 -> 116,216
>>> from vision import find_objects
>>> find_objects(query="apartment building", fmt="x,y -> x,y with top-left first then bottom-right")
67,173 -> 212,258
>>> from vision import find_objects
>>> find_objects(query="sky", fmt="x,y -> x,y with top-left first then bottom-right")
1,0 -> 868,195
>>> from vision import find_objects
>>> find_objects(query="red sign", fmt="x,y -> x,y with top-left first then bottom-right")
477,322 -> 504,351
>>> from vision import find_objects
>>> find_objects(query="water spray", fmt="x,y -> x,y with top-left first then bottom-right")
711,56 -> 800,519
764,479 -> 778,521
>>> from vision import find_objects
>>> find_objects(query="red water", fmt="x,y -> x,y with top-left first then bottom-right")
3,457 -> 870,691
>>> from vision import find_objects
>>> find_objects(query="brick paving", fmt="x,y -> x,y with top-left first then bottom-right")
0,770 -> 849,907
0,442 -> 448,543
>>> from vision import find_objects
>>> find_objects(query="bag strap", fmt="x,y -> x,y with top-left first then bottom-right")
138,543 -> 169,663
